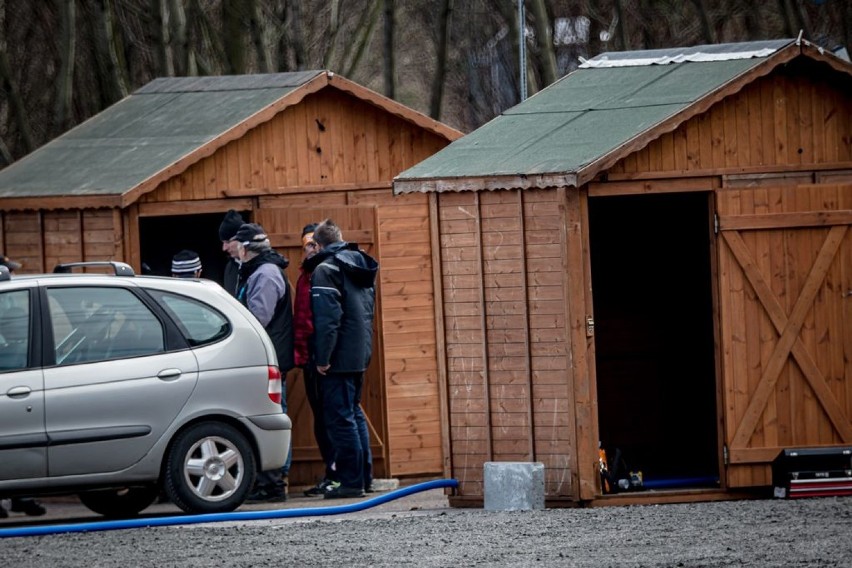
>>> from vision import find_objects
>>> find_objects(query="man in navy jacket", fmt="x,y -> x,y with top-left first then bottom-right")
311,219 -> 378,499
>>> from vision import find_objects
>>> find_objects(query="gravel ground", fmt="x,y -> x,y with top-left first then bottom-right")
2,491 -> 851,567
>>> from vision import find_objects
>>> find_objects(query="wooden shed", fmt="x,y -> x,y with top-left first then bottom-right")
0,70 -> 462,487
394,39 -> 852,506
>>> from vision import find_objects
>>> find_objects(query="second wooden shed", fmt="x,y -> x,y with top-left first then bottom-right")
395,39 -> 852,505
0,71 -> 462,487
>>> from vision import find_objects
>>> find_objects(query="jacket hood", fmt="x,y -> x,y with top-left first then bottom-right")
241,248 -> 289,275
317,241 -> 378,288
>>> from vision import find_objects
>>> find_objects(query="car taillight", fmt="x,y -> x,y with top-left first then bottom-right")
268,366 -> 282,404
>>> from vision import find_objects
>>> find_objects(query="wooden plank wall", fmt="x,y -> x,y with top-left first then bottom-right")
439,188 -> 576,499
716,183 -> 852,487
609,62 -> 852,178
140,89 -> 447,202
2,209 -> 121,273
136,86 -> 452,480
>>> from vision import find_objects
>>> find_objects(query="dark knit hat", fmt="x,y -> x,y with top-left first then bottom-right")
302,223 -> 319,237
171,249 -> 202,277
232,223 -> 268,245
218,209 -> 245,241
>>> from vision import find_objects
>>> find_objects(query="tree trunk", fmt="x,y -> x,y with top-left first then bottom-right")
90,0 -> 129,105
53,0 -> 76,134
223,0 -> 247,74
614,0 -> 628,51
691,0 -> 717,44
429,0 -> 453,120
0,48 -> 34,154
343,0 -> 382,78
323,0 -> 341,69
248,0 -> 269,73
151,0 -> 172,76
528,0 -> 557,85
382,0 -> 395,98
743,2 -> 764,40
168,0 -> 191,75
290,0 -> 306,70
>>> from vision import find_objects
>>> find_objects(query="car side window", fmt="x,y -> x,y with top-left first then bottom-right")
0,289 -> 31,371
150,291 -> 230,347
48,287 -> 165,366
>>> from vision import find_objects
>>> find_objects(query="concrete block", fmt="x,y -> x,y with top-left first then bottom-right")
484,462 -> 545,511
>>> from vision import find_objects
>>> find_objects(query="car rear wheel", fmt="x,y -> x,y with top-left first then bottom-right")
163,422 -> 255,514
78,485 -> 160,518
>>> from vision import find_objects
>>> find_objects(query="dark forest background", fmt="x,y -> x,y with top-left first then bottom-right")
1,0 -> 849,167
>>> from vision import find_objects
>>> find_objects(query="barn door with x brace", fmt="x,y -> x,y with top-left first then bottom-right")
716,183 -> 852,488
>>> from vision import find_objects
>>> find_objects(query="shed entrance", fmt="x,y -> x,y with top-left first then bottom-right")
139,212 -> 237,284
588,192 -> 719,490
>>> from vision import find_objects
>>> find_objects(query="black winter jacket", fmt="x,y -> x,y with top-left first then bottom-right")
310,241 -> 378,374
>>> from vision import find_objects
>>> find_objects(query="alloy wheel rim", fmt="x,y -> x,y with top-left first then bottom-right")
182,435 -> 244,502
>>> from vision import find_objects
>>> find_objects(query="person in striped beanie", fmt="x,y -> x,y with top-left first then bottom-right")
171,249 -> 202,278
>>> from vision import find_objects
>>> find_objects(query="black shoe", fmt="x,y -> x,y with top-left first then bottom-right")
323,485 -> 365,499
245,487 -> 287,504
303,479 -> 334,497
11,498 -> 46,517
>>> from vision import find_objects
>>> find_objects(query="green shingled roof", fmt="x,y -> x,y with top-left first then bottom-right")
395,39 -> 796,193
0,71 -> 324,200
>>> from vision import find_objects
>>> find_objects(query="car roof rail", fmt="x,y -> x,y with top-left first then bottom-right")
53,261 -> 136,277
0,265 -> 10,281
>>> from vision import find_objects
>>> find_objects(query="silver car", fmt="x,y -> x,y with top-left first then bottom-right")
0,261 -> 290,516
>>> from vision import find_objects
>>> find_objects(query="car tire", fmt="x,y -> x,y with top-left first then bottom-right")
163,421 -> 255,514
78,485 -> 160,518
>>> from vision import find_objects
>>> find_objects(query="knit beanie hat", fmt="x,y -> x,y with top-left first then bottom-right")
172,249 -> 202,277
218,209 -> 245,241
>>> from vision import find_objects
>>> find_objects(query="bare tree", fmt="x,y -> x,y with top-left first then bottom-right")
343,0 -> 381,78
53,0 -> 76,134
88,0 -> 129,106
528,0 -> 557,85
223,0 -> 247,74
429,0 -> 453,119
382,0 -> 394,97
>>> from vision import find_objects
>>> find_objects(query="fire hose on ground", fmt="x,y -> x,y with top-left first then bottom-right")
0,478 -> 459,539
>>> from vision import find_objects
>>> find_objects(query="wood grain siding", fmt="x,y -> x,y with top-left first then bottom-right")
140,89 -> 448,203
1,209 -> 122,273
609,62 -> 852,179
441,189 -> 575,499
717,183 -> 852,487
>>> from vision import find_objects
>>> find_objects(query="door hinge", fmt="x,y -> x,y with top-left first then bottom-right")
586,316 -> 595,337
723,445 -> 729,465
714,213 -> 719,235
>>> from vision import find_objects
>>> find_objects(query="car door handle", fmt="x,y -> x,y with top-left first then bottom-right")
157,369 -> 182,381
7,386 -> 32,398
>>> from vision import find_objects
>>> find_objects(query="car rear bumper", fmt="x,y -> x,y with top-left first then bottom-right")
241,414 -> 291,472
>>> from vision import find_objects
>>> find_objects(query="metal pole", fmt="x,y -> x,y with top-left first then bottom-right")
518,0 -> 526,102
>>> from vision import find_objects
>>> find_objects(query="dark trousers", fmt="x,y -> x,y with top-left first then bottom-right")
303,364 -> 335,480
320,372 -> 372,491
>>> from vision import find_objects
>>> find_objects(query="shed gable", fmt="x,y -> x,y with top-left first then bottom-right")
607,58 -> 852,179
140,88 -> 450,203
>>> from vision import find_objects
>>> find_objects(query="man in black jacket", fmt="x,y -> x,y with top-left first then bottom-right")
311,219 -> 378,499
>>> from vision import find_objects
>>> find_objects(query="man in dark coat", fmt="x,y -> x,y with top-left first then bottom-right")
218,209 -> 244,297
232,223 -> 295,501
310,219 -> 378,499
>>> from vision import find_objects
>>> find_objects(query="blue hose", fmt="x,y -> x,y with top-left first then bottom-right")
0,478 -> 458,539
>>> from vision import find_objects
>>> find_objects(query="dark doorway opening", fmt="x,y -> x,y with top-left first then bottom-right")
589,192 -> 718,488
139,211 -> 250,287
